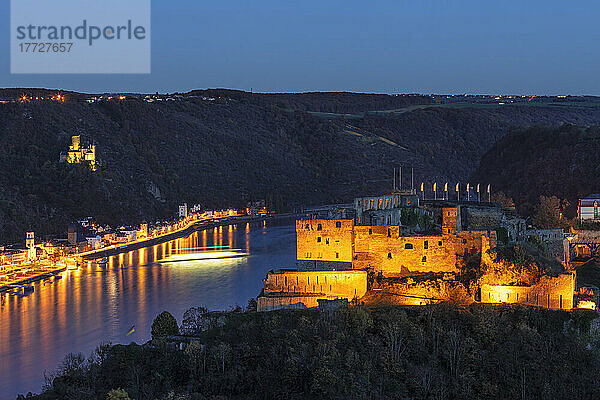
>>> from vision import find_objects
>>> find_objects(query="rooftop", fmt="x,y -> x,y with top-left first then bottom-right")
582,194 -> 600,200
580,194 -> 600,206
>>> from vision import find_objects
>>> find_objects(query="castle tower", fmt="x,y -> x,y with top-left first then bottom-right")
442,207 -> 461,234
26,232 -> 35,261
71,135 -> 80,151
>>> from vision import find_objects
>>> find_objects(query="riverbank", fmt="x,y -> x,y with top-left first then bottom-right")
1,219 -> 298,397
0,265 -> 67,293
79,213 -> 299,260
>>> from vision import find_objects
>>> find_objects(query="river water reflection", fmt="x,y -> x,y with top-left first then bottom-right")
0,220 -> 296,398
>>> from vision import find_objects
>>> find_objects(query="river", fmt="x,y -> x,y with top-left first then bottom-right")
0,220 -> 296,398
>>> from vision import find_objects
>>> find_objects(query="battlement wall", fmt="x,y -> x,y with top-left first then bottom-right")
481,273 -> 575,309
257,269 -> 367,311
263,269 -> 367,298
353,226 -> 458,274
296,216 -> 495,276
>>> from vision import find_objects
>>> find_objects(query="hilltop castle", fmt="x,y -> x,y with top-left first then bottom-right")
59,135 -> 96,171
257,192 -> 576,311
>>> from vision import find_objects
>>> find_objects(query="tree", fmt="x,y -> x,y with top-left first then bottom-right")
106,389 -> 131,400
533,196 -> 562,228
151,311 -> 179,339
211,342 -> 231,374
180,307 -> 208,336
185,341 -> 206,386
246,298 -> 257,312
491,191 -> 515,209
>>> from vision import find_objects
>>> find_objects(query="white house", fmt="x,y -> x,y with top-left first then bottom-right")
578,194 -> 600,221
86,236 -> 104,250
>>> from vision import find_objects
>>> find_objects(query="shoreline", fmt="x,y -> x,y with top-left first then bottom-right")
79,213 -> 299,260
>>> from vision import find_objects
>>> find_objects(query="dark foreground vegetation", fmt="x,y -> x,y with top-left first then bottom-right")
28,304 -> 600,400
3,89 -> 600,243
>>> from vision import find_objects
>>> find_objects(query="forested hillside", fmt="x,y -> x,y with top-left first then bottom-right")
32,305 -> 600,400
2,89 -> 600,243
471,124 -> 600,217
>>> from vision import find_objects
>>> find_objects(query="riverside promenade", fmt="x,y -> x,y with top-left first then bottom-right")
0,213 -> 299,293
78,213 -> 298,260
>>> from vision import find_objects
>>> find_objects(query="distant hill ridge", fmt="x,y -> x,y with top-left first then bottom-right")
2,89 -> 600,242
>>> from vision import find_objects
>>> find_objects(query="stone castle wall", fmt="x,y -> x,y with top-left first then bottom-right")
481,273 -> 575,310
296,219 -> 354,263
352,226 -> 458,274
257,269 -> 367,311
461,206 -> 504,230
296,208 -> 495,276
262,269 -> 367,298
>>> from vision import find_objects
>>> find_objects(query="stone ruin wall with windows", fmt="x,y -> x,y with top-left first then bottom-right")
295,210 -> 496,276
257,269 -> 367,311
296,219 -> 354,264
260,206 -> 574,311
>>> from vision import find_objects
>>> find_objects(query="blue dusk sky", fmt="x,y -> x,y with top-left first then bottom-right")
0,0 -> 599,95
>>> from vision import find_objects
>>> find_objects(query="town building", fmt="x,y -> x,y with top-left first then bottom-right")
86,235 -> 104,250
26,232 -> 36,261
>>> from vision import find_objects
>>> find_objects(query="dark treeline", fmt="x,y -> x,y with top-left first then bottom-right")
471,124 -> 600,218
186,89 -> 434,114
3,90 -> 600,243
30,304 -> 600,400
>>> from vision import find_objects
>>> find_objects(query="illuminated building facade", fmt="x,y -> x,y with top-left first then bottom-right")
296,207 -> 495,276
257,269 -> 368,311
60,135 -> 97,171
480,273 -> 574,310
578,194 -> 600,221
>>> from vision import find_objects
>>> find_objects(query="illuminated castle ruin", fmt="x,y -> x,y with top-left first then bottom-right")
296,205 -> 495,276
258,192 -> 576,311
258,269 -> 368,310
60,135 -> 96,171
